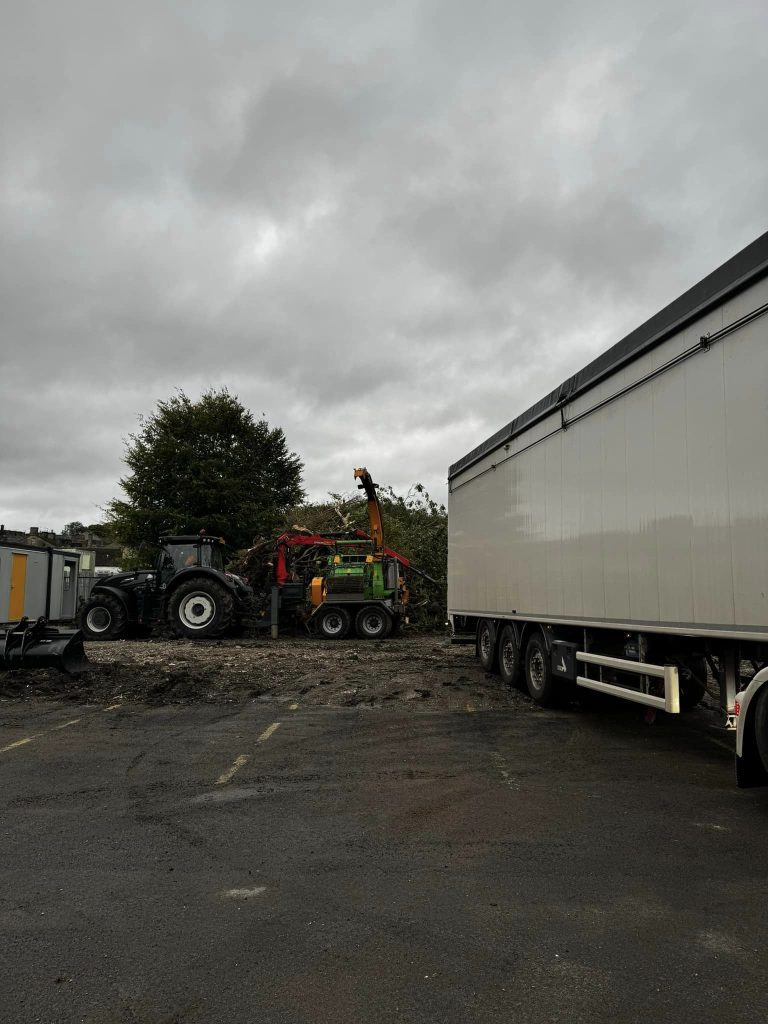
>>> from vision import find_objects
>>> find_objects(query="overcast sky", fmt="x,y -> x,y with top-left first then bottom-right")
1,0 -> 766,531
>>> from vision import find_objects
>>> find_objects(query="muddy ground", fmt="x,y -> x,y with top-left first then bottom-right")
0,634 -> 537,712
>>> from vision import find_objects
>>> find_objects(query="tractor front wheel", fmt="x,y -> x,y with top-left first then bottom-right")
167,578 -> 234,639
316,606 -> 351,640
77,593 -> 128,641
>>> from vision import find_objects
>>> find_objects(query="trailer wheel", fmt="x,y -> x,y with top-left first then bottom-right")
477,619 -> 498,672
167,578 -> 234,639
355,606 -> 392,640
524,633 -> 559,706
77,593 -> 128,641
317,606 -> 351,640
498,624 -> 521,688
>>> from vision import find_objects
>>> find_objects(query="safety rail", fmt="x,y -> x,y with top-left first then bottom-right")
576,651 -> 681,714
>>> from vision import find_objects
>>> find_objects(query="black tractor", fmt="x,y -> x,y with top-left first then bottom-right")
77,533 -> 253,641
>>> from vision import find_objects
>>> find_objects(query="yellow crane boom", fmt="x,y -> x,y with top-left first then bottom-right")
353,467 -> 384,551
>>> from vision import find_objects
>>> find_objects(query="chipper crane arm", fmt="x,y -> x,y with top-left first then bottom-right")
354,467 -> 384,551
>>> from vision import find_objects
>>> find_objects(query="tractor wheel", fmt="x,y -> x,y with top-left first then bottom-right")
355,605 -> 392,640
316,606 -> 351,640
167,578 -> 234,639
77,593 -> 128,641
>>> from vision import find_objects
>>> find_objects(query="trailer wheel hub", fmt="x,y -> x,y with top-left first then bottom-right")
529,649 -> 546,693
179,592 -> 216,629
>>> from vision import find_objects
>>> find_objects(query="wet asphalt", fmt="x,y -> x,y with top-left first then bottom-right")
1,696 -> 767,1024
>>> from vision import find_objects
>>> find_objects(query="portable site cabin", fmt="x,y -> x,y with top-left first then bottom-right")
0,542 -> 81,624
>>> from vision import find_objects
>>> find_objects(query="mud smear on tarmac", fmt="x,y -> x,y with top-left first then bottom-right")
0,635 -> 535,712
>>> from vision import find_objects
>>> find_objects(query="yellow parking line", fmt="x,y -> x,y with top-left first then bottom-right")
216,753 -> 250,786
0,713 -> 88,755
0,736 -> 37,754
257,722 -> 281,743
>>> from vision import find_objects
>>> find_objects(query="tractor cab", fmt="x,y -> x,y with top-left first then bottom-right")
156,534 -> 227,585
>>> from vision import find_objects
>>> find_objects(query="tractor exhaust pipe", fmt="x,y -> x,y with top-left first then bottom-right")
0,617 -> 89,674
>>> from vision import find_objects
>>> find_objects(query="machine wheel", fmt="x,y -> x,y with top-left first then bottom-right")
355,606 -> 392,640
498,623 -> 521,688
477,619 -> 498,672
317,606 -> 351,640
77,593 -> 128,641
754,686 -> 768,774
524,633 -> 559,706
167,578 -> 234,639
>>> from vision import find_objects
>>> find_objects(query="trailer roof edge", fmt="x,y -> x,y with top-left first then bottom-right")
448,229 -> 768,481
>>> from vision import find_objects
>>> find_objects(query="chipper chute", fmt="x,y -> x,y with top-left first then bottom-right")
0,617 -> 89,674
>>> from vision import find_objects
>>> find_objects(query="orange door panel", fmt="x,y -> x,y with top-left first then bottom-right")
9,553 -> 28,619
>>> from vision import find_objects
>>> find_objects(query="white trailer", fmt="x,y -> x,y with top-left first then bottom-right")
448,230 -> 768,786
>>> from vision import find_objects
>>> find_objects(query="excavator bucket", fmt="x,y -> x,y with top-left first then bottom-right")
0,617 -> 89,675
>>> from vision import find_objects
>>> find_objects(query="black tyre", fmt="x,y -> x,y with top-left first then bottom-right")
167,578 -> 234,639
498,623 -> 521,688
524,633 -> 559,706
477,619 -> 498,672
355,605 -> 392,640
754,686 -> 768,775
317,606 -> 351,640
77,592 -> 128,641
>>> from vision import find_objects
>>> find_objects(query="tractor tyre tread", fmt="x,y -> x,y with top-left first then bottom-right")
77,592 -> 128,641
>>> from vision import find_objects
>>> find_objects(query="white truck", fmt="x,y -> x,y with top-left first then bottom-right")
448,230 -> 768,786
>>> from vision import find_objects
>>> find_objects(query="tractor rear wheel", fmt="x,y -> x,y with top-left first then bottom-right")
167,578 -> 234,639
316,606 -> 351,640
77,593 -> 128,641
355,605 -> 392,640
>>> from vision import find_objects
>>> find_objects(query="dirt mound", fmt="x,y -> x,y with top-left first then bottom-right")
0,635 -> 528,712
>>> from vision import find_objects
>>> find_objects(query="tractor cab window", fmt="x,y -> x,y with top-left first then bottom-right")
158,545 -> 199,574
175,545 -> 199,570
200,543 -> 225,572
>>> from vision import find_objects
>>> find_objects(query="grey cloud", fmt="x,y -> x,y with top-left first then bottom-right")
1,0 -> 766,529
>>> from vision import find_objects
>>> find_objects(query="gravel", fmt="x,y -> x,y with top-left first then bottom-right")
0,634 -> 534,712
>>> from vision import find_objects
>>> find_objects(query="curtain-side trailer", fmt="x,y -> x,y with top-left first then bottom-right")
448,230 -> 768,786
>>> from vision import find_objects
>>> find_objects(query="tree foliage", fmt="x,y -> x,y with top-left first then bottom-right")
62,520 -> 85,537
107,389 -> 304,559
285,481 -> 447,628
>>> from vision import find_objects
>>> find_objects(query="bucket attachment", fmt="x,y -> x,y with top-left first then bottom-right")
0,617 -> 89,674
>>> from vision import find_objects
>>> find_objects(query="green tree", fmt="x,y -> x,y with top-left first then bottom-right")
285,481 -> 447,628
107,389 -> 304,559
62,520 -> 85,537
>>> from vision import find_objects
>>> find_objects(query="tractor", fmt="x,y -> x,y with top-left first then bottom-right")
77,533 -> 252,641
